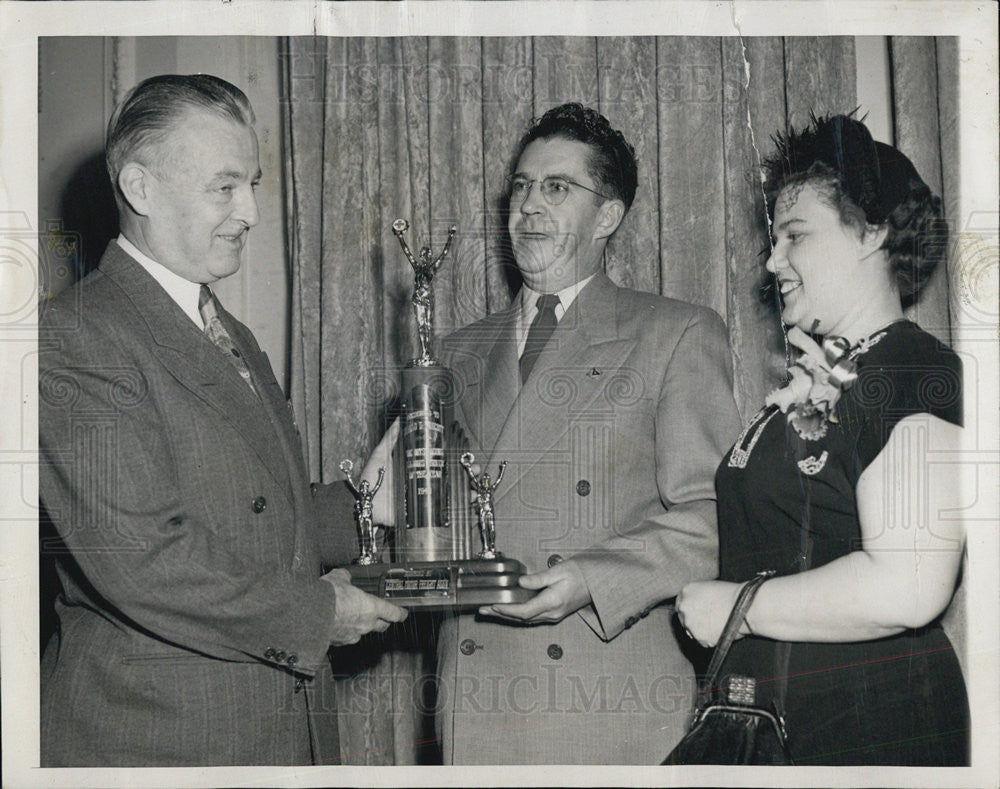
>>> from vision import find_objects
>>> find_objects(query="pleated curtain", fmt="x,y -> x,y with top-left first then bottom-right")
282,35 -> 958,765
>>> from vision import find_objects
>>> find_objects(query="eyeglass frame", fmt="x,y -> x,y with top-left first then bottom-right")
505,173 -> 613,206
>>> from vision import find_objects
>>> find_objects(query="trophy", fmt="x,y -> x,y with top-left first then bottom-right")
345,219 -> 530,609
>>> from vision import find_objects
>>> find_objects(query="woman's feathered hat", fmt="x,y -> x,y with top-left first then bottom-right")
766,112 -> 928,223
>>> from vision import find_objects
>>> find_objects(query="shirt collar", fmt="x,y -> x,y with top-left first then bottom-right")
519,274 -> 595,320
116,235 -> 204,328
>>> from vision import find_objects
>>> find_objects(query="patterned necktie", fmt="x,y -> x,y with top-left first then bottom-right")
198,285 -> 258,396
520,293 -> 560,384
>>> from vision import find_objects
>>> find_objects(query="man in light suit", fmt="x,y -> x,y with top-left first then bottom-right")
38,74 -> 406,767
434,103 -> 742,763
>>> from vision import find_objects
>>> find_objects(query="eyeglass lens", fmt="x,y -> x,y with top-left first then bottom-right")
509,177 -> 572,206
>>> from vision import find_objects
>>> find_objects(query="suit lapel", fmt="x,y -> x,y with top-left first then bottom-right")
489,274 -> 636,503
224,315 -> 301,496
221,305 -> 317,565
449,305 -> 520,456
241,341 -> 315,556
100,244 -> 293,494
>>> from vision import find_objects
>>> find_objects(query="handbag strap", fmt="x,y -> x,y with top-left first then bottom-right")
701,569 -> 776,693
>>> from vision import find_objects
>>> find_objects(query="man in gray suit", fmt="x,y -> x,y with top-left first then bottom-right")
38,74 -> 405,766
434,103 -> 742,763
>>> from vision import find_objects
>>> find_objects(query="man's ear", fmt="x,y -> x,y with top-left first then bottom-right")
593,200 -> 625,241
117,163 -> 153,217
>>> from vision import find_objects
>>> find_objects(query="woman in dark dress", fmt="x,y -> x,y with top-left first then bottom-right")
675,114 -> 968,766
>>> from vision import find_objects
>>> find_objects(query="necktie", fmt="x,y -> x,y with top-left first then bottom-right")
198,285 -> 258,396
520,293 -> 560,384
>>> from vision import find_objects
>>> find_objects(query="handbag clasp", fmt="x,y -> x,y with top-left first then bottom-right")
725,674 -> 756,706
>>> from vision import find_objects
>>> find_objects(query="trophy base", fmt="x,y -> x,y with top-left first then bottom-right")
345,557 -> 532,610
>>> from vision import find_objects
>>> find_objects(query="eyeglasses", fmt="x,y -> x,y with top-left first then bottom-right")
506,175 -> 611,206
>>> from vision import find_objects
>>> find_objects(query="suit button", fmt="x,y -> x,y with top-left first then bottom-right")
547,554 -> 563,568
275,650 -> 287,662
286,653 -> 298,666
575,480 -> 591,496
459,639 -> 479,656
252,496 -> 267,513
547,644 -> 563,660
264,647 -> 276,659
294,680 -> 304,693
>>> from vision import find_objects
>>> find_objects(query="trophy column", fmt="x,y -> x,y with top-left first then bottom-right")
396,364 -> 460,562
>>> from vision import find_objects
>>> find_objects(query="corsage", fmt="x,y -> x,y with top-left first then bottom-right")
765,326 -> 858,441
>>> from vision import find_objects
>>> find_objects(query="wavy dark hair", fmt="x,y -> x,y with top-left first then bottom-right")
514,102 -> 638,212
763,112 -> 948,308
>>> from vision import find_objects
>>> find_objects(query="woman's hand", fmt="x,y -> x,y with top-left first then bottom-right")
675,580 -> 745,648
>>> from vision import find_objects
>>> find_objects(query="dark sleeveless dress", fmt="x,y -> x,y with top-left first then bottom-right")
715,321 -> 968,765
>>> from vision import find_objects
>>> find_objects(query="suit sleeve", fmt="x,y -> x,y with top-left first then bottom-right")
39,303 -> 341,675
571,309 -> 741,641
310,481 -> 361,567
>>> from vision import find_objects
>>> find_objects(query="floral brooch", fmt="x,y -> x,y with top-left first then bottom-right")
765,326 -> 859,441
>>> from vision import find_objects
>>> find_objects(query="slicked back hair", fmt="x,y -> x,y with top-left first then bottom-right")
106,74 -> 254,203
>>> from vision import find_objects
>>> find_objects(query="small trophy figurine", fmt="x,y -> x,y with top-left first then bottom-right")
392,218 -> 456,367
340,459 -> 385,566
460,452 -> 507,560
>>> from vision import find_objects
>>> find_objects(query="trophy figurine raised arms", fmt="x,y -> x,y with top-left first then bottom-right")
339,459 -> 384,566
393,217 -> 449,368
460,452 -> 506,561
345,220 -> 530,609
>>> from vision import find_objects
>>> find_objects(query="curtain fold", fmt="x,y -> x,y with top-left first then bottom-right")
598,37 -> 659,294
656,38 -> 729,315
721,36 -> 787,417
283,35 -> 956,765
892,36 -> 953,343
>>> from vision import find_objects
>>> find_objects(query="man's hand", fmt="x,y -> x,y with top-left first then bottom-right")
360,419 -> 399,527
478,560 -> 591,624
321,568 -> 407,646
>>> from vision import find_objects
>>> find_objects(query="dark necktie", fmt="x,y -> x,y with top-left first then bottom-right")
198,285 -> 258,396
520,293 -> 560,384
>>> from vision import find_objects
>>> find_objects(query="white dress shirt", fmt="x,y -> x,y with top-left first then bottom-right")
116,235 -> 204,328
516,275 -> 595,357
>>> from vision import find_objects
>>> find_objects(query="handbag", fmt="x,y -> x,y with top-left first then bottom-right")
662,570 -> 794,765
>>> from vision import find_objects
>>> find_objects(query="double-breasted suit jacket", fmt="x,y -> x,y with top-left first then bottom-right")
39,242 -> 357,766
435,273 -> 741,764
